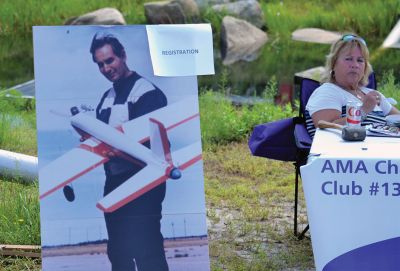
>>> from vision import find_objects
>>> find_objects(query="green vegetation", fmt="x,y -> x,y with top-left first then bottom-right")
0,257 -> 40,271
205,142 -> 311,271
0,181 -> 40,245
0,0 -> 149,88
200,91 -> 294,146
0,92 -> 36,155
0,94 -> 39,270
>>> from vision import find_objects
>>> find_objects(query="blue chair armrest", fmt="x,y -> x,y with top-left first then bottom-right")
294,123 -> 312,150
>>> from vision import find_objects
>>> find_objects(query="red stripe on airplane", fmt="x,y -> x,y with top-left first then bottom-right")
149,118 -> 173,165
97,154 -> 203,213
97,175 -> 168,213
139,113 -> 199,144
80,142 -> 145,167
178,154 -> 202,170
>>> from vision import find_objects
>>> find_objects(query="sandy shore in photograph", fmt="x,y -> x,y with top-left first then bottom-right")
42,237 -> 210,271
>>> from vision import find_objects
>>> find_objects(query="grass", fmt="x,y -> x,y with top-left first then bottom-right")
205,141 -> 312,270
0,113 -> 36,155
0,181 -> 40,245
0,180 -> 40,271
0,257 -> 41,271
0,93 -> 36,155
199,90 -> 294,147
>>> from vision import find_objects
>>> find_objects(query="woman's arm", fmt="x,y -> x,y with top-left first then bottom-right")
311,109 -> 346,127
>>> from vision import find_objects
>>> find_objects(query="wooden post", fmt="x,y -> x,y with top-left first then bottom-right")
276,82 -> 293,104
0,244 -> 41,258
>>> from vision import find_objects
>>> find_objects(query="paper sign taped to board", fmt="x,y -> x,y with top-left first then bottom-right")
146,24 -> 215,76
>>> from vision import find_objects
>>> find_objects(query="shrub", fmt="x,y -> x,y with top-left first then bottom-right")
199,91 -> 295,147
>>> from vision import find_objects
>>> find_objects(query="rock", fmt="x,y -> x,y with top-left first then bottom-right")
212,0 -> 264,29
64,8 -> 126,25
176,0 -> 200,17
291,28 -> 342,44
144,0 -> 200,24
382,19 -> 400,49
221,16 -> 268,65
194,0 -> 230,9
295,66 -> 325,81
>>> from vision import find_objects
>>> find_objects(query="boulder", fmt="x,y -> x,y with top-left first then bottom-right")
382,19 -> 400,49
64,8 -> 126,25
212,0 -> 264,28
194,0 -> 230,9
144,0 -> 200,24
291,28 -> 342,44
221,16 -> 268,65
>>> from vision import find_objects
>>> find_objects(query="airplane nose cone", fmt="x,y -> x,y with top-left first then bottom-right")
170,168 -> 181,179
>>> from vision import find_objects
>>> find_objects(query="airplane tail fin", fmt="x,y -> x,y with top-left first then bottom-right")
149,118 -> 173,166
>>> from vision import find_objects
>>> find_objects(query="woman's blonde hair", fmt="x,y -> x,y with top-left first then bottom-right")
321,34 -> 372,87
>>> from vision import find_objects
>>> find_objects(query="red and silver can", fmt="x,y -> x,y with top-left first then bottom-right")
346,101 -> 362,126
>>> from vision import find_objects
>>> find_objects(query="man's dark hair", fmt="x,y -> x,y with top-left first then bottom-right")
90,33 -> 125,62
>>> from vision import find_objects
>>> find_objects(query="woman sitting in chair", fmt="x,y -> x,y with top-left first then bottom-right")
305,34 -> 400,138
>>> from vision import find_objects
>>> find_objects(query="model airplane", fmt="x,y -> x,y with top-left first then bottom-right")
39,96 -> 202,213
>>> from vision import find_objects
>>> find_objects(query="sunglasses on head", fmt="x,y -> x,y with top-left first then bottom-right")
341,34 -> 367,46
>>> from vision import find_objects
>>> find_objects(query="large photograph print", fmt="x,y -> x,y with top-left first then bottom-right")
34,25 -> 209,271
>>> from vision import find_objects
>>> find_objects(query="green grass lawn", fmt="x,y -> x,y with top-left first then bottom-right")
205,141 -> 312,270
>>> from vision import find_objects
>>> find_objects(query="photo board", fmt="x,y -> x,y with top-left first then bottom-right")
33,25 -> 210,271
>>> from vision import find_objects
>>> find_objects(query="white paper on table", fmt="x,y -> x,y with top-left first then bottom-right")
146,24 -> 215,76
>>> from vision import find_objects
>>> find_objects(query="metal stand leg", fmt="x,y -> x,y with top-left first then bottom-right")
294,163 -> 299,236
294,162 -> 309,240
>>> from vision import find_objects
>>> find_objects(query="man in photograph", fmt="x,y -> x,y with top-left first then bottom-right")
90,32 -> 169,271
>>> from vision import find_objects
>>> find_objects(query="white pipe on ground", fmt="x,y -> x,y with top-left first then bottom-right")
0,150 -> 37,182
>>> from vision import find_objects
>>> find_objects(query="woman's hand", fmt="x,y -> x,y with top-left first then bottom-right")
361,90 -> 380,113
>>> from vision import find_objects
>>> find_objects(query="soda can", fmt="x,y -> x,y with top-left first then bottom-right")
346,101 -> 362,126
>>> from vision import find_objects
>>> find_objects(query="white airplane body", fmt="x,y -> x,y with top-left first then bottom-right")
39,96 -> 202,213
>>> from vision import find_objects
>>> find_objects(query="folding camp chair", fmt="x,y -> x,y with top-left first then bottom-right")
293,76 -> 319,239
249,73 -> 378,240
293,73 -> 377,240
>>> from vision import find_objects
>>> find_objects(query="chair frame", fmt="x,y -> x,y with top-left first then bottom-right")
293,75 -> 319,239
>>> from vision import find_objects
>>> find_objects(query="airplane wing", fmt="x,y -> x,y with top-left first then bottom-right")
173,141 -> 202,171
121,95 -> 199,143
97,141 -> 202,212
39,138 -> 109,199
